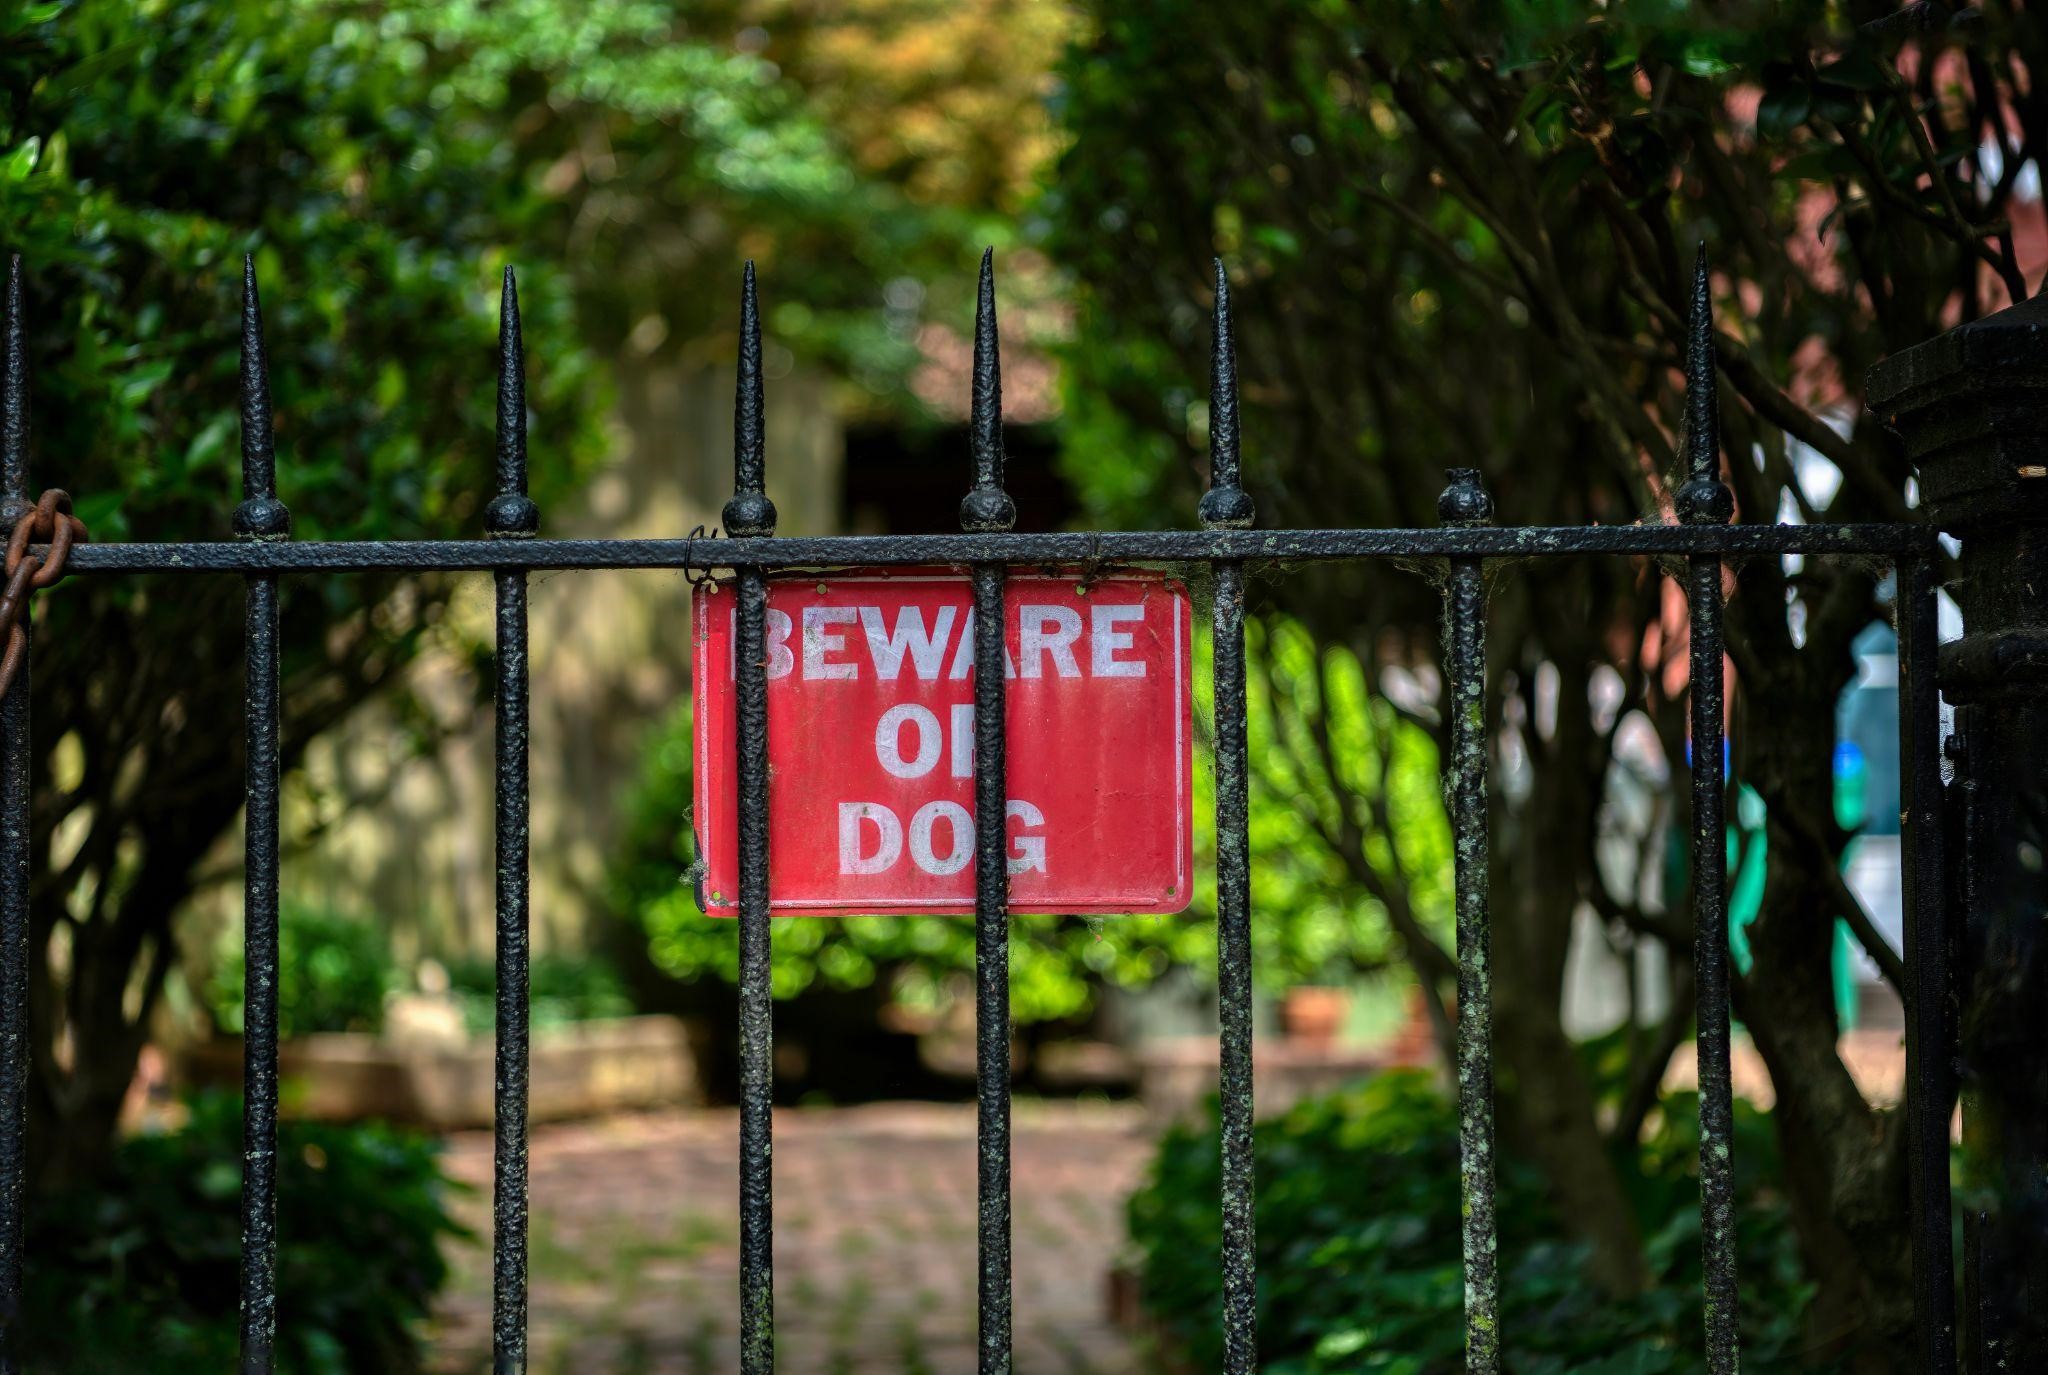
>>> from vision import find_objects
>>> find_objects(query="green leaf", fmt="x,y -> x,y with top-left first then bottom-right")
4,138 -> 39,182
114,357 -> 174,407
1252,224 -> 1302,258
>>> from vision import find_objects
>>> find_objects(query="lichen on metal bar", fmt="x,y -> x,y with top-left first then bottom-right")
1205,259 -> 1258,1375
1440,468 -> 1498,1374
1679,248 -> 1740,1375
966,248 -> 1016,1375
0,256 -> 32,1375
488,268 -> 535,1375
236,255 -> 289,1375
725,263 -> 778,1375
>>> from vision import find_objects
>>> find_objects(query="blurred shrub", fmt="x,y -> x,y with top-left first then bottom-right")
442,952 -> 634,1036
206,905 -> 399,1038
23,1093 -> 467,1374
1128,1070 -> 1829,1373
206,904 -> 636,1039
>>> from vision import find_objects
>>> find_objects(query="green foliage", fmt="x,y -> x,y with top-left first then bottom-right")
8,0 -> 613,1154
1048,0 -> 2011,1339
9,0 -> 1006,1163
204,903 -> 636,1038
442,951 -> 634,1036
373,0 -> 997,392
23,1094 -> 468,1374
207,904 -> 399,1038
3,0 -> 604,544
610,610 -> 1449,1023
1129,1071 -> 1830,1374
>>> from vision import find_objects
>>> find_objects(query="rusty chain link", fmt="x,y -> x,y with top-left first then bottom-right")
0,490 -> 87,699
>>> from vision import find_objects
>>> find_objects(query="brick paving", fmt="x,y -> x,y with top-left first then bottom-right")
428,1102 -> 1154,1375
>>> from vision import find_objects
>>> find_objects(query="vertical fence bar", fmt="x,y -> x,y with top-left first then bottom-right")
722,263 -> 778,1375
235,257 -> 291,1375
1676,248 -> 1740,1373
961,248 -> 1016,1375
1200,260 -> 1259,1375
1897,554 -> 1956,1374
1439,468 -> 1498,1373
485,268 -> 540,1375
0,258 -> 30,1375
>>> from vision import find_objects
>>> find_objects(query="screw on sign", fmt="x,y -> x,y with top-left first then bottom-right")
693,569 -> 1192,915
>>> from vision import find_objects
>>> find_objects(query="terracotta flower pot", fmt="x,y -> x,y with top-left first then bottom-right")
1280,986 -> 1350,1048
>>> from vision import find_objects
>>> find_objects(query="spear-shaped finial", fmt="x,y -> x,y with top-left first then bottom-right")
959,247 -> 1016,533
2,255 -> 29,528
233,255 -> 291,540
1199,259 -> 1255,530
484,266 -> 539,538
1676,245 -> 1732,526
722,261 -> 776,539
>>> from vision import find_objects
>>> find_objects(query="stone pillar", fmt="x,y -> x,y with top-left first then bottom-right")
1870,295 -> 2048,1369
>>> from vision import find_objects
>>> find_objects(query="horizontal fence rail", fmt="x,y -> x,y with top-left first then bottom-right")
48,522 -> 1936,573
0,248 -> 1958,1375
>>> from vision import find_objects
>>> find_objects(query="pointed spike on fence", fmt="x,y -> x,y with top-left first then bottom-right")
1676,245 -> 1732,526
723,260 -> 776,539
496,267 -> 526,495
484,266 -> 539,539
959,246 -> 1015,533
2,255 -> 28,525
233,255 -> 290,541
1199,258 -> 1255,530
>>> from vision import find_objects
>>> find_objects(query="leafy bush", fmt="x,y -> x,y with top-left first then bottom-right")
206,905 -> 400,1038
1128,1071 -> 1831,1374
206,904 -> 638,1040
443,952 -> 634,1036
23,1094 -> 468,1374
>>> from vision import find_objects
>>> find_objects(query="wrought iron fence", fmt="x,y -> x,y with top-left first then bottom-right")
0,244 -> 1958,1375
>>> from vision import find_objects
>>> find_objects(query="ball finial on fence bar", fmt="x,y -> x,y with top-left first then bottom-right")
1,256 -> 31,532
1200,259 -> 1256,531
484,267 -> 540,539
959,247 -> 1016,534
1438,468 -> 1494,527
722,261 -> 778,540
234,256 -> 291,541
1676,246 -> 1733,527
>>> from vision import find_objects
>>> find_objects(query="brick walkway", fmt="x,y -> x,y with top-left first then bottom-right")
428,1102 -> 1154,1375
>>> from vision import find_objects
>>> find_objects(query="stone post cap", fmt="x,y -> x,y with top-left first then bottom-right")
1868,293 -> 2048,530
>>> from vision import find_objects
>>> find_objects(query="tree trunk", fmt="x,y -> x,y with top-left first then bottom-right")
1729,565 -> 1914,1368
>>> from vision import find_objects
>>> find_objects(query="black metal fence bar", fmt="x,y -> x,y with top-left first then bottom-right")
1678,253 -> 1740,1373
54,522 -> 1935,576
1440,470 -> 1498,1373
236,258 -> 288,1375
1201,262 -> 1258,1375
963,251 -> 1016,1375
1897,553 -> 1957,1375
725,264 -> 778,1375
488,271 -> 539,1375
0,254 -> 1971,1375
0,260 -> 30,1375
